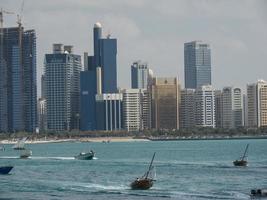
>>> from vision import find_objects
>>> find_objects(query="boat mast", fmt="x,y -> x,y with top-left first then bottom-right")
145,152 -> 156,179
241,144 -> 249,160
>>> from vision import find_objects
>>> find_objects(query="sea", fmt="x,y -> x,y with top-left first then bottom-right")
0,139 -> 267,200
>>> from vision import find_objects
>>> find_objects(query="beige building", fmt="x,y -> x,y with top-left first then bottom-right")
247,80 -> 267,128
151,77 -> 180,130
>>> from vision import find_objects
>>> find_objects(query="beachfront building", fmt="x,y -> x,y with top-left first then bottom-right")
45,44 -> 81,131
195,85 -> 215,127
151,77 -> 180,130
247,80 -> 267,128
184,41 -> 211,89
221,87 -> 243,129
214,90 -> 223,128
179,89 -> 195,129
37,98 -> 47,132
95,93 -> 123,131
122,89 -> 151,131
0,25 -> 37,133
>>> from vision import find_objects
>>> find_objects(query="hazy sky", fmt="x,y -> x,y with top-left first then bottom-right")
1,0 -> 267,96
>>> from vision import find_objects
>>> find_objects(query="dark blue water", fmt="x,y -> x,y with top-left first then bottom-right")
0,139 -> 267,199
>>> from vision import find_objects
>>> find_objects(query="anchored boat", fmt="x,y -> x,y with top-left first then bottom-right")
130,152 -> 156,190
233,144 -> 249,167
251,188 -> 267,198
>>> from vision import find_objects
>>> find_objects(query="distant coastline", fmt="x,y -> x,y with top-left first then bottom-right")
1,135 -> 267,145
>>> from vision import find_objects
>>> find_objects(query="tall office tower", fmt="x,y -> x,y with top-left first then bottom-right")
131,61 -> 152,89
179,89 -> 195,129
184,41 -> 211,89
221,87 -> 243,129
80,22 -> 117,131
122,89 -> 150,131
195,85 -> 215,127
151,77 -> 180,130
0,25 -> 37,132
45,44 -> 81,131
247,80 -> 267,128
214,90 -> 223,128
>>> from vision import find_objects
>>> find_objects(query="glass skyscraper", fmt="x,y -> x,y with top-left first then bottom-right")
184,41 -> 211,89
80,22 -> 118,131
45,44 -> 81,131
0,26 -> 37,133
131,61 -> 153,89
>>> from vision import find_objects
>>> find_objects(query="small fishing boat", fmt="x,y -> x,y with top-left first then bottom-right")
130,152 -> 156,190
251,188 -> 267,198
20,149 -> 32,159
233,144 -> 249,167
0,166 -> 13,174
13,137 -> 27,150
75,150 -> 95,160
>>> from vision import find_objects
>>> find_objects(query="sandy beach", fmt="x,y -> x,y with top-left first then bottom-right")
0,137 -> 150,144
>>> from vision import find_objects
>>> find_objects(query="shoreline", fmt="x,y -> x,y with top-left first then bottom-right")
1,135 -> 267,145
0,137 -> 150,144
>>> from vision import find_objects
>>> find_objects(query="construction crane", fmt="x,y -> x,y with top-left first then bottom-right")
17,0 -> 24,27
0,8 -> 14,29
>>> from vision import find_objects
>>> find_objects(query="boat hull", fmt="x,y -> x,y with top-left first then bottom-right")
20,150 -> 32,159
130,178 -> 153,190
0,166 -> 13,174
233,160 -> 247,166
75,152 -> 95,160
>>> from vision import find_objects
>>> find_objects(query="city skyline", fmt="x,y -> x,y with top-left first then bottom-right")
2,0 -> 267,96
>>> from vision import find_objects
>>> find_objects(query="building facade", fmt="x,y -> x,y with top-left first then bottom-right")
45,44 -> 81,131
80,22 -> 118,131
131,61 -> 152,89
221,87 -> 243,129
0,26 -> 37,132
179,89 -> 195,129
151,77 -> 180,130
95,93 -> 123,131
122,89 -> 151,131
214,90 -> 223,128
184,41 -> 211,89
247,80 -> 267,128
195,85 -> 215,127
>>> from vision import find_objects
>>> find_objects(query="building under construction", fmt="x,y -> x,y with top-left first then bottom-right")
0,24 -> 37,133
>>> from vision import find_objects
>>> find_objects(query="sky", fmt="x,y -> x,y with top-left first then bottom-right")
1,0 -> 267,96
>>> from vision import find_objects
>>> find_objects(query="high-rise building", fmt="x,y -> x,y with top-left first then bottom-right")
80,22 -> 117,131
179,89 -> 195,129
0,26 -> 37,132
214,90 -> 223,128
221,87 -> 243,129
37,98 -> 47,132
95,93 -> 123,131
45,44 -> 81,131
184,41 -> 211,89
122,89 -> 151,131
151,77 -> 180,130
247,80 -> 267,128
195,85 -> 215,127
131,61 -> 153,89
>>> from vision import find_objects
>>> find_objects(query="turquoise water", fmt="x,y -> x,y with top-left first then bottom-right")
0,139 -> 267,200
